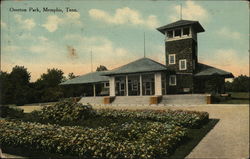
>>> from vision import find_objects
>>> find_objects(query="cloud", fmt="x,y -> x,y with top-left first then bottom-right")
2,45 -> 21,52
1,21 -> 7,28
42,15 -> 63,32
200,49 -> 249,76
42,12 -> 82,32
216,27 -> 241,39
38,36 -> 49,42
14,14 -> 36,30
169,1 -> 209,22
89,7 -> 159,28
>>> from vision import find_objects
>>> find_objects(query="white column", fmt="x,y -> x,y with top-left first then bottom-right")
154,72 -> 162,96
93,84 -> 96,97
109,76 -> 115,96
140,74 -> 143,96
126,75 -> 128,96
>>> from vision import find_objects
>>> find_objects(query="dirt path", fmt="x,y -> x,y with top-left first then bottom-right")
183,105 -> 249,159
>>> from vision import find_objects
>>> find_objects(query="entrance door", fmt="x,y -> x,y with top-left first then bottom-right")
119,81 -> 125,96
143,81 -> 154,95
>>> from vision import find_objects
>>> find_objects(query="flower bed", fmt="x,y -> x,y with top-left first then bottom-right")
25,99 -> 209,128
1,100 -> 210,158
0,119 -> 187,158
96,109 -> 209,128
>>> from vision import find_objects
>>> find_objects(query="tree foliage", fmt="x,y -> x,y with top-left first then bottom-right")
225,75 -> 249,92
96,65 -> 108,71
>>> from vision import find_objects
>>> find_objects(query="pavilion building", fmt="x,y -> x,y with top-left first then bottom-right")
60,19 -> 233,105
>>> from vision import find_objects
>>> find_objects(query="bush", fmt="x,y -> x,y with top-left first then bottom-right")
97,109 -> 209,128
0,120 -> 187,158
29,98 -> 96,124
0,105 -> 24,118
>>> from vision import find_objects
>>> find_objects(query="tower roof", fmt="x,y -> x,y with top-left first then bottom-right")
157,20 -> 205,34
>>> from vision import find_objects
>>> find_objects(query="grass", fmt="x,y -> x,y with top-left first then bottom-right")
218,92 -> 249,104
229,92 -> 249,99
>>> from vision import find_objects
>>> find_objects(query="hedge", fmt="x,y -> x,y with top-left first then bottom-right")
96,109 -> 209,128
0,105 -> 24,119
26,99 -> 209,128
0,120 -> 187,158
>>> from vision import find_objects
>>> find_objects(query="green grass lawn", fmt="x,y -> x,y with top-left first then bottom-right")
218,92 -> 249,104
229,92 -> 249,99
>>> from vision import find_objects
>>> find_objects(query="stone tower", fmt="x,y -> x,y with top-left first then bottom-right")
157,20 -> 205,93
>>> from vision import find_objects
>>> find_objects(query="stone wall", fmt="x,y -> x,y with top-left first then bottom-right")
165,38 -> 197,73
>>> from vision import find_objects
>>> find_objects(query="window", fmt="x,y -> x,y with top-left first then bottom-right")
183,27 -> 190,36
169,75 -> 176,86
174,29 -> 181,37
167,30 -> 173,38
179,59 -> 187,70
104,82 -> 109,88
132,80 -> 138,91
169,54 -> 176,64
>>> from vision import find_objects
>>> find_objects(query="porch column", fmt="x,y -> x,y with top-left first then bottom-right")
93,84 -> 96,97
126,75 -> 129,96
109,76 -> 115,96
140,74 -> 142,96
154,72 -> 162,96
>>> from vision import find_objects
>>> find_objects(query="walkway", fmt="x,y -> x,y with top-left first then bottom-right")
93,104 -> 249,159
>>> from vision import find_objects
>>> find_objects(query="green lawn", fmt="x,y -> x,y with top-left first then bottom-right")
229,92 -> 249,99
218,92 -> 249,104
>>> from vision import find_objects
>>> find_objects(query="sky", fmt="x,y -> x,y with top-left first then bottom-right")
1,0 -> 249,81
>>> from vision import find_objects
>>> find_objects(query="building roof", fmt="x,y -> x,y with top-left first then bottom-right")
102,57 -> 168,76
157,20 -> 205,34
60,71 -> 109,85
195,63 -> 234,78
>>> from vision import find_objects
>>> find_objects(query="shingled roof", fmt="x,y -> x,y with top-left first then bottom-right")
60,71 -> 109,85
157,20 -> 205,34
195,63 -> 234,78
102,57 -> 168,76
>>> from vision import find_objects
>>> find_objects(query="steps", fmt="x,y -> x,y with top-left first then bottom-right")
78,97 -> 104,105
160,94 -> 208,105
78,94 -> 208,106
112,96 -> 151,105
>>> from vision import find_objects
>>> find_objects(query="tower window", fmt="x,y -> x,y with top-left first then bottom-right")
169,54 -> 176,64
174,29 -> 181,37
169,75 -> 176,86
179,59 -> 187,70
183,27 -> 190,36
167,30 -> 173,38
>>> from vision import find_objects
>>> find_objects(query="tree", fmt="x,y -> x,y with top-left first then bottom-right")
10,66 -> 31,85
231,75 -> 249,92
9,66 -> 31,105
35,68 -> 65,102
0,71 -> 12,104
96,65 -> 108,71
38,68 -> 64,88
68,72 -> 77,79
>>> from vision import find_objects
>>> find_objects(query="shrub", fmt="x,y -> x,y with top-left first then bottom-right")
97,109 -> 209,128
0,105 -> 24,118
30,98 -> 96,124
0,120 -> 187,158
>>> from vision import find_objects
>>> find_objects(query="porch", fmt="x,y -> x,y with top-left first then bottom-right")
78,94 -> 210,106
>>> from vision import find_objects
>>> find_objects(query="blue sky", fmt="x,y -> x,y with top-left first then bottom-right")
1,0 -> 249,81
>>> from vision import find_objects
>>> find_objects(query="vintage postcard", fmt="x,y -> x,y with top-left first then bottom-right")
0,0 -> 249,158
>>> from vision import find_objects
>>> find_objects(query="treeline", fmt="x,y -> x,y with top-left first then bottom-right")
225,75 -> 249,92
0,65 -> 108,106
0,65 -> 248,105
